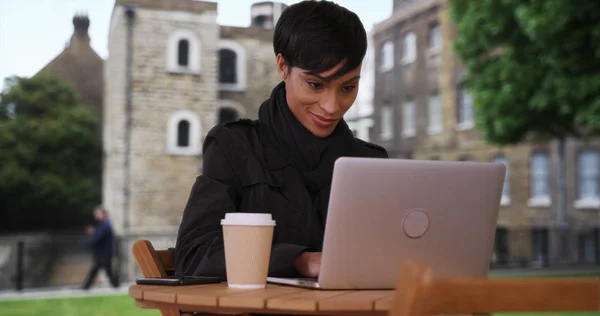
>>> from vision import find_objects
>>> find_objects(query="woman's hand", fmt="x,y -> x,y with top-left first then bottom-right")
292,252 -> 322,278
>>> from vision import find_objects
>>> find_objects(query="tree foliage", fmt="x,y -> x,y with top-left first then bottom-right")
449,0 -> 600,144
0,73 -> 102,232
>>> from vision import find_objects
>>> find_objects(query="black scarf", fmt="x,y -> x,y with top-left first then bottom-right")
258,82 -> 354,242
258,81 -> 354,193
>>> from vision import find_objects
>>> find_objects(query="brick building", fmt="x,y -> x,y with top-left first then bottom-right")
371,0 -> 599,263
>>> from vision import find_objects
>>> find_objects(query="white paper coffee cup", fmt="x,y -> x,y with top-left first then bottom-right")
221,213 -> 276,289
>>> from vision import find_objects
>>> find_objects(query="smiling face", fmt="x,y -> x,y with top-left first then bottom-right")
276,54 -> 361,138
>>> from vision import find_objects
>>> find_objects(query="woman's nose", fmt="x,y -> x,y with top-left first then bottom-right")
319,93 -> 340,116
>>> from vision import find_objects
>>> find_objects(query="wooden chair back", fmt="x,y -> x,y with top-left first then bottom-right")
132,239 -> 175,278
389,261 -> 600,316
131,239 -> 248,316
132,239 -> 179,316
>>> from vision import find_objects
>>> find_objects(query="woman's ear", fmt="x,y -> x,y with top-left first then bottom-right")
276,53 -> 288,81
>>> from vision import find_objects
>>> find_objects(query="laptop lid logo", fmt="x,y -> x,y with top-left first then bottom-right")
402,209 -> 430,239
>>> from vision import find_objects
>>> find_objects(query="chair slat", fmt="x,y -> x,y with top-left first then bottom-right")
389,261 -> 600,316
425,278 -> 600,314
156,249 -> 175,273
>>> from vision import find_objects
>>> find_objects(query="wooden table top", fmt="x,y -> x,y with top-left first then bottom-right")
129,282 -> 395,315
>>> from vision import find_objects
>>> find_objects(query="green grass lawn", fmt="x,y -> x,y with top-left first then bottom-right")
0,294 -> 159,316
1,272 -> 598,316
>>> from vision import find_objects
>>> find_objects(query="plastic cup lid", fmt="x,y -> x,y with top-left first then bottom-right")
220,213 -> 276,226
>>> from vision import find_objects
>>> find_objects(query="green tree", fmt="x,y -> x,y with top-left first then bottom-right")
450,0 -> 600,227
0,73 -> 102,232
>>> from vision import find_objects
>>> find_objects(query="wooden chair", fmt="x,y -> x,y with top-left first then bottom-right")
132,239 -> 247,316
132,240 -> 180,316
389,261 -> 600,316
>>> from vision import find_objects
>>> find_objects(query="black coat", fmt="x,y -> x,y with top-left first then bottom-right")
174,119 -> 388,278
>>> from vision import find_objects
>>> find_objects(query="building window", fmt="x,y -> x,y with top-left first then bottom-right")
380,105 -> 394,141
219,49 -> 237,84
218,107 -> 238,124
177,120 -> 190,147
428,23 -> 441,54
253,15 -> 268,28
218,100 -> 246,125
575,149 -> 600,208
428,92 -> 442,134
380,41 -> 394,72
6,102 -> 15,118
166,29 -> 201,74
218,40 -> 246,91
458,155 -> 472,162
578,231 -> 598,263
528,152 -> 551,207
402,32 -> 417,64
402,98 -> 415,137
177,39 -> 189,67
493,155 -> 510,206
166,110 -> 202,156
457,87 -> 474,130
348,118 -> 375,142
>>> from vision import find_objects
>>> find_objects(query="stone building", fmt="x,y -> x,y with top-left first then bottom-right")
102,0 -> 284,276
371,0 -> 599,264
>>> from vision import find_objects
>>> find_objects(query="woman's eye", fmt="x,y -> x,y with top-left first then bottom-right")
307,81 -> 323,89
342,85 -> 356,92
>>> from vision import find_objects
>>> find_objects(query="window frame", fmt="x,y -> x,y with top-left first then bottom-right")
166,110 -> 202,156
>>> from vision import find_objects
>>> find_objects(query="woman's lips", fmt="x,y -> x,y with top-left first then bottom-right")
310,113 -> 337,129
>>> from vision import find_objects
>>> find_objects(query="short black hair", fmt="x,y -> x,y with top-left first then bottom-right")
273,0 -> 367,80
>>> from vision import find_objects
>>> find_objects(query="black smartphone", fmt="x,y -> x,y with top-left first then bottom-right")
136,276 -> 224,286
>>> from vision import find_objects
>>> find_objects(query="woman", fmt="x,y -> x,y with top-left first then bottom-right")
174,0 -> 388,279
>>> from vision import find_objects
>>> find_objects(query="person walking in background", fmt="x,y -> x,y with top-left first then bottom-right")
80,206 -> 120,290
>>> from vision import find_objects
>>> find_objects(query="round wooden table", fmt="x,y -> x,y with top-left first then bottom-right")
129,282 -> 394,315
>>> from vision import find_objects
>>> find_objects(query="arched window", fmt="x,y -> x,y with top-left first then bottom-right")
219,49 -> 237,84
218,100 -> 246,125
166,29 -> 201,74
167,110 -> 202,156
177,39 -> 189,67
218,107 -> 239,124
253,15 -> 267,28
177,120 -> 190,147
218,40 -> 246,91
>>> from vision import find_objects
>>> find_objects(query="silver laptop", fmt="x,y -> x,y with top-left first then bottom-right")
267,157 -> 505,290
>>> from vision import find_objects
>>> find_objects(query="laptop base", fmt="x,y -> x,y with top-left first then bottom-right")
266,277 -> 321,289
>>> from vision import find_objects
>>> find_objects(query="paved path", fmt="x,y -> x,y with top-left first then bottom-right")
0,281 -> 135,301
